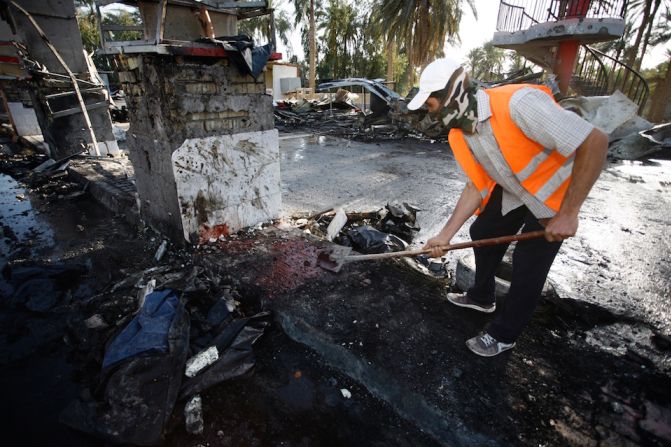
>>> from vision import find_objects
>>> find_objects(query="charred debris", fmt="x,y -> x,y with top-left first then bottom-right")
273,70 -> 547,141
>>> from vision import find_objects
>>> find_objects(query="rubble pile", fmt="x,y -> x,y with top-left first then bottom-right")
287,202 -> 420,254
0,146 -> 87,204
285,202 -> 448,276
57,258 -> 271,445
274,87 -> 426,142
560,91 -> 670,160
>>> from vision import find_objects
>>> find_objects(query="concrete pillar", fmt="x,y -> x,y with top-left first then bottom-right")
554,39 -> 580,96
117,55 -> 281,243
4,0 -> 118,158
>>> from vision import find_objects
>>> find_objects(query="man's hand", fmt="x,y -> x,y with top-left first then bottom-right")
423,235 -> 453,258
422,181 -> 483,258
543,212 -> 579,242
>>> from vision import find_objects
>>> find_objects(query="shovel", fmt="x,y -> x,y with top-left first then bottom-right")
317,230 -> 547,273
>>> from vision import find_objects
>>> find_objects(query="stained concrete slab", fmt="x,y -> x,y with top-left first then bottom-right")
67,157 -> 139,227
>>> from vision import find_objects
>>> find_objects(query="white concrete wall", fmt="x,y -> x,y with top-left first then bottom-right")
172,129 -> 281,243
272,65 -> 299,101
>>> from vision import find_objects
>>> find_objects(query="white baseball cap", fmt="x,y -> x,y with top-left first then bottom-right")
406,58 -> 462,111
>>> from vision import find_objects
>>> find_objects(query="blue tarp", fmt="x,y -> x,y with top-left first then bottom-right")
102,289 -> 179,369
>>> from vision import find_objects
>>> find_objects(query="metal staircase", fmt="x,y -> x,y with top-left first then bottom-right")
494,0 -> 648,111
573,45 -> 649,112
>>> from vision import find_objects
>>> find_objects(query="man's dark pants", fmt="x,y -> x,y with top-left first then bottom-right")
466,186 -> 563,344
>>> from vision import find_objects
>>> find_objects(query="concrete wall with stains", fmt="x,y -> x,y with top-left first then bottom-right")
118,54 -> 278,242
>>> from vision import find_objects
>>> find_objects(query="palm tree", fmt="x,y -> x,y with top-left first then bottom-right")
237,0 -> 292,51
647,52 -> 671,122
465,42 -> 506,82
292,0 -> 318,91
319,0 -> 358,79
623,0 -> 659,69
371,0 -> 475,92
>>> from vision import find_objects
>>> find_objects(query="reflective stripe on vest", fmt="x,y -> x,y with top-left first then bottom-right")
448,129 -> 495,214
448,84 -> 572,214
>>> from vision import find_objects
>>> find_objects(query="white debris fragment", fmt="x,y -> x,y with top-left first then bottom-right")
225,298 -> 238,312
184,394 -> 204,435
154,240 -> 168,261
326,208 -> 348,241
137,278 -> 156,309
112,124 -> 127,142
340,388 -> 352,399
84,314 -> 107,329
185,346 -> 219,378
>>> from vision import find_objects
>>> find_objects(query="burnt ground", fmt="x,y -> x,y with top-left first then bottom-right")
1,133 -> 670,446
0,146 -> 439,447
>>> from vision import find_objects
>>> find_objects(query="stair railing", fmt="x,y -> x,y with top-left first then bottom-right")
497,0 -> 627,33
574,45 -> 649,112
574,45 -> 610,96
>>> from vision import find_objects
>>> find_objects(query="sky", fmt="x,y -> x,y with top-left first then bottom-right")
276,0 -> 669,70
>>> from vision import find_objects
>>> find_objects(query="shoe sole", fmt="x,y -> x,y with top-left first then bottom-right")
447,296 -> 496,313
467,342 -> 516,357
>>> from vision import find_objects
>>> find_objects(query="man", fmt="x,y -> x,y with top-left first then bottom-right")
407,58 -> 608,357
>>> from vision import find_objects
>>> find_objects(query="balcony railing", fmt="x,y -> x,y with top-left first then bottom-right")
497,0 -> 627,33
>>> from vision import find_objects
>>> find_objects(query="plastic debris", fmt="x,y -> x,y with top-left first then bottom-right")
340,389 -> 352,399
4,262 -> 88,312
185,346 -> 219,378
346,226 -> 407,254
379,202 -> 421,243
206,296 -> 232,327
61,292 -> 190,445
102,289 -> 179,369
184,395 -> 204,435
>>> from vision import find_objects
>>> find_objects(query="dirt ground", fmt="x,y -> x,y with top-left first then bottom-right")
1,132 -> 670,446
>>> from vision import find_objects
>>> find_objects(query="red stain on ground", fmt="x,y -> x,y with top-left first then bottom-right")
199,224 -> 230,245
256,240 -> 328,298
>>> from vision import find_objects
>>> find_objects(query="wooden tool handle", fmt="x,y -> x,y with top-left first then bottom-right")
344,230 -> 546,262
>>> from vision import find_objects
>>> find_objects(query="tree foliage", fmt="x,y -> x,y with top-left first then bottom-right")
465,42 -> 506,82
370,0 -> 475,91
238,0 -> 293,51
75,5 -> 141,52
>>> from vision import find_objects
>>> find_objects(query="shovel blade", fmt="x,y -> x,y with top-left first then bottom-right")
317,245 -> 353,273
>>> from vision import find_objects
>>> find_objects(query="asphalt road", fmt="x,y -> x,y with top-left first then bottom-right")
279,134 -> 671,335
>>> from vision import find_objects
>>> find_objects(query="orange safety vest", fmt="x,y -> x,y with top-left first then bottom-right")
448,84 -> 572,215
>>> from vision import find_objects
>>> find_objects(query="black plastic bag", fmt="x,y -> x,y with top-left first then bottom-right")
347,226 -> 407,254
61,294 -> 190,445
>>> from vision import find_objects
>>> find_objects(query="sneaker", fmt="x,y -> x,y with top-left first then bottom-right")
446,292 -> 496,313
466,333 -> 516,357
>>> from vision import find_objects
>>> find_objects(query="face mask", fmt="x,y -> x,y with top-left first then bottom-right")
435,70 -> 478,134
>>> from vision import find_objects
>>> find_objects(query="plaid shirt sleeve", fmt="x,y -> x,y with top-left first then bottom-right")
509,88 -> 594,157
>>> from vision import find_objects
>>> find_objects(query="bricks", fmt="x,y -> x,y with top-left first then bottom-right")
203,118 -> 250,132
184,82 -> 218,95
187,110 -> 248,121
